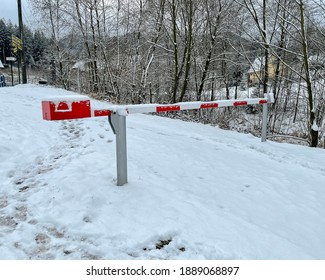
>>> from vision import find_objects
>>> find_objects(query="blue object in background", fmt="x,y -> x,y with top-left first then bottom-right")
0,75 -> 6,87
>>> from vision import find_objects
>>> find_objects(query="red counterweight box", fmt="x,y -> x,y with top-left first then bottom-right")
42,97 -> 91,121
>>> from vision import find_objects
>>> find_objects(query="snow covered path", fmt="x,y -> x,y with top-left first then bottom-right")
0,85 -> 325,260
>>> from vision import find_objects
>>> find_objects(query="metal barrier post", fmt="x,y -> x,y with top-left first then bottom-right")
261,103 -> 268,142
109,111 -> 128,186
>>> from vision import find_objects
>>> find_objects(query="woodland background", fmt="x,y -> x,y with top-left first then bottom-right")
1,0 -> 325,147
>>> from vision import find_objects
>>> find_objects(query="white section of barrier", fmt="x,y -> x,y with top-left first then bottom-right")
98,94 -> 272,116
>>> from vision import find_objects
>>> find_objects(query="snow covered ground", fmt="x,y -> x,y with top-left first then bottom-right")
0,84 -> 325,260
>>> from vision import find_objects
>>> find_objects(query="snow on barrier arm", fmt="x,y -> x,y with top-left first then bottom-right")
42,93 -> 274,121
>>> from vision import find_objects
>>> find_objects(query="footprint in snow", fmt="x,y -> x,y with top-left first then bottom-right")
0,197 -> 9,209
98,133 -> 105,139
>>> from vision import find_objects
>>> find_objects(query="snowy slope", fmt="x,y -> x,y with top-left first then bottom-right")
0,84 -> 324,260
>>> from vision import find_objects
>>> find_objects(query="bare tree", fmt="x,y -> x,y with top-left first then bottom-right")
166,0 -> 195,103
298,0 -> 318,146
30,0 -> 71,88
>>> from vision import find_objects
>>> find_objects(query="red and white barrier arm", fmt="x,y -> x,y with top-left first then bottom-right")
42,93 -> 274,121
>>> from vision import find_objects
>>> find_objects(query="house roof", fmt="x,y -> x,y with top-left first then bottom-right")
0,60 -> 4,68
72,60 -> 88,71
72,59 -> 106,71
247,56 -> 265,74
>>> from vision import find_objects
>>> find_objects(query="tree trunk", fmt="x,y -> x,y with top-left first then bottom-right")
262,0 -> 269,96
299,0 -> 318,147
179,0 -> 193,102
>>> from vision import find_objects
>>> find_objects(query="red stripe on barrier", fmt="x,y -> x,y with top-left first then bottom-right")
259,100 -> 267,104
94,109 -> 111,117
156,105 -> 181,112
233,101 -> 248,106
200,103 -> 218,109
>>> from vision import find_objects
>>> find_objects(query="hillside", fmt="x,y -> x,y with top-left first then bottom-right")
0,85 -> 324,260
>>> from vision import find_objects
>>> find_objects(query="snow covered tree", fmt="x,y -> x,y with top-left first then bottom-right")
298,0 -> 318,147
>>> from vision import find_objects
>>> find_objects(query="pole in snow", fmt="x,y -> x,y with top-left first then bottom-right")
6,57 -> 16,86
109,111 -> 128,186
261,92 -> 274,142
17,0 -> 27,84
261,103 -> 268,142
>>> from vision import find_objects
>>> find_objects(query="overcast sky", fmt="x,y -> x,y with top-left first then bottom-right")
0,0 -> 32,25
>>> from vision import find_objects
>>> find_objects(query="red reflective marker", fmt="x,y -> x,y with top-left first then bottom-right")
233,101 -> 248,107
200,103 -> 218,109
156,105 -> 181,112
94,109 -> 111,117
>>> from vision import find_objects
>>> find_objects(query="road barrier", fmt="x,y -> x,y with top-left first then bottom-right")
42,93 -> 274,186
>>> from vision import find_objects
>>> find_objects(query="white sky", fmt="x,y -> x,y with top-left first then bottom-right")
0,0 -> 31,25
